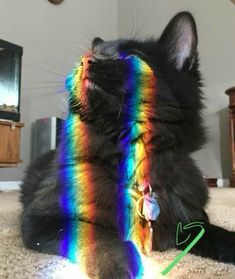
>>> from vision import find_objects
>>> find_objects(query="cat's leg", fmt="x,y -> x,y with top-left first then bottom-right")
21,209 -> 62,254
175,211 -> 235,264
22,217 -> 141,279
22,207 -> 141,279
177,222 -> 235,264
20,150 -> 56,208
90,229 -> 141,279
152,210 -> 235,264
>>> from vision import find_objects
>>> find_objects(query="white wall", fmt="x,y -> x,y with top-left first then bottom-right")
0,0 -> 117,181
1,0 -> 234,181
118,0 -> 235,178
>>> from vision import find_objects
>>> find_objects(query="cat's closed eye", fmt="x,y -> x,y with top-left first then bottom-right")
125,49 -> 147,59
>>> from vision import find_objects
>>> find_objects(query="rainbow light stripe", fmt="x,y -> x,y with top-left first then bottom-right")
59,55 -> 96,268
58,53 -> 157,277
117,55 -> 157,276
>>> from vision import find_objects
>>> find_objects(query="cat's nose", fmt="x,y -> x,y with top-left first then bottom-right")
80,53 -> 95,68
80,53 -> 95,80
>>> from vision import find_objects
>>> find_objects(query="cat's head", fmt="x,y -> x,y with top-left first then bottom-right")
68,12 -> 205,151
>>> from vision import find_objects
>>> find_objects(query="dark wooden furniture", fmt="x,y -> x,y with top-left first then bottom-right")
203,177 -> 217,187
0,120 -> 24,167
225,87 -> 235,187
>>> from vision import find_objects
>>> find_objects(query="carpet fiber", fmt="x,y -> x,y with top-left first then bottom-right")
0,188 -> 235,279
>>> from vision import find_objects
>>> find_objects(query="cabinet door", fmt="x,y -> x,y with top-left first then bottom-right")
0,121 -> 23,167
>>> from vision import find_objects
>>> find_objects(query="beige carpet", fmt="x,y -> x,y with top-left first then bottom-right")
0,188 -> 235,279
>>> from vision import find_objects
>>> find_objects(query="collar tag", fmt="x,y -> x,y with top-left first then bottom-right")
142,192 -> 160,221
136,184 -> 160,222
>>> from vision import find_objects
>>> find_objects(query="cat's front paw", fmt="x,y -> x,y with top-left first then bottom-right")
98,265 -> 133,279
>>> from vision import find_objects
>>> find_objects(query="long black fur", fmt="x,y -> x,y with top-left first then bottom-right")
20,12 -> 235,279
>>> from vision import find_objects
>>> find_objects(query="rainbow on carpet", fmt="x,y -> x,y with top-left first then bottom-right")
58,53 -> 157,277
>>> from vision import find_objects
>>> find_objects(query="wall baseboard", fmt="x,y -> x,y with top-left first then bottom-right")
217,179 -> 230,187
204,177 -> 230,187
0,181 -> 22,191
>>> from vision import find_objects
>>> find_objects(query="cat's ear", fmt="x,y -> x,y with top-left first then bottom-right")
159,12 -> 198,71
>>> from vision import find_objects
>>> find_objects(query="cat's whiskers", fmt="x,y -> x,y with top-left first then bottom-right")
75,45 -> 90,53
24,80 -> 64,85
70,0 -> 108,43
23,85 -> 63,90
24,64 -> 66,79
128,5 -> 136,39
117,92 -> 124,120
133,0 -> 139,39
115,0 -> 133,39
22,91 -> 66,104
134,0 -> 156,38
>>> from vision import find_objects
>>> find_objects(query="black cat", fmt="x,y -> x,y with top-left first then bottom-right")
20,12 -> 235,279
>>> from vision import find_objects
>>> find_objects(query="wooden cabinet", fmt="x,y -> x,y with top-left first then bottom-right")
0,120 -> 24,167
225,87 -> 235,187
